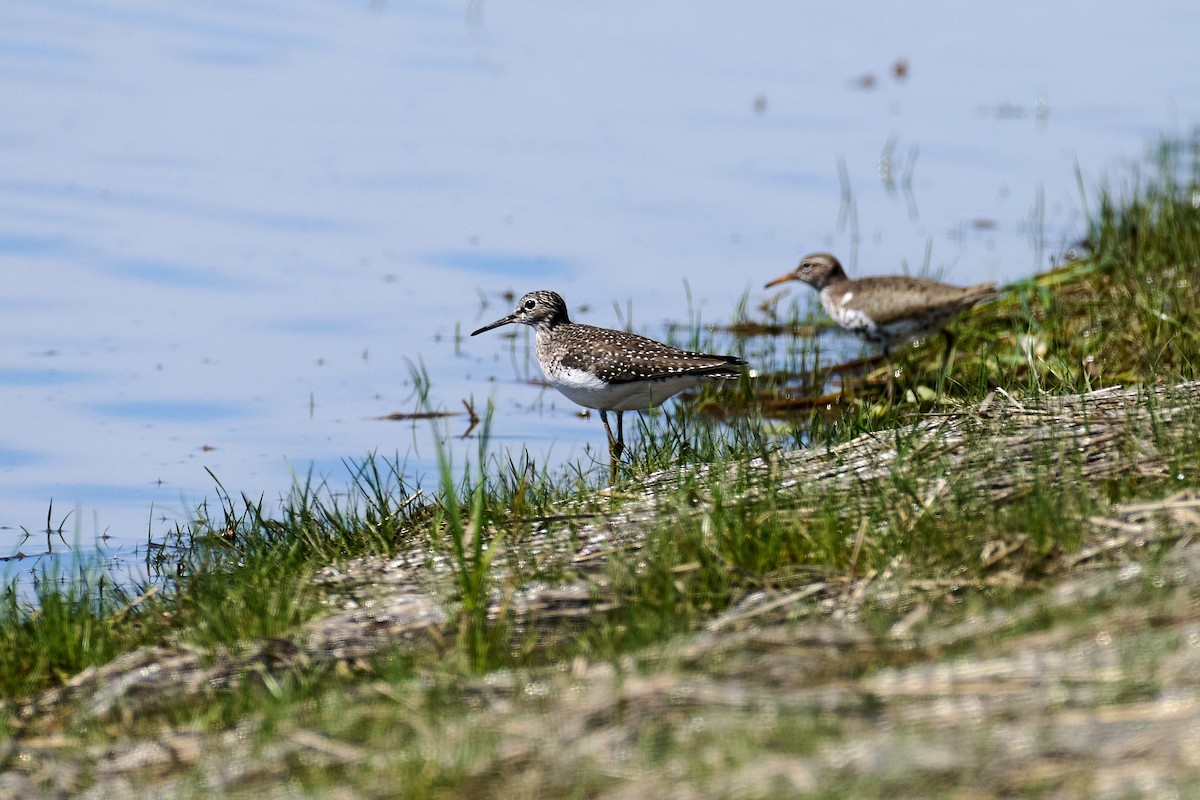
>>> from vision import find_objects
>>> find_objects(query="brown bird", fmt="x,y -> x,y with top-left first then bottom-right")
765,252 -> 997,390
471,290 -> 744,480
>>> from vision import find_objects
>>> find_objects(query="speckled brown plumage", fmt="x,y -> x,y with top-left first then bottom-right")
765,252 -> 997,360
471,290 -> 744,473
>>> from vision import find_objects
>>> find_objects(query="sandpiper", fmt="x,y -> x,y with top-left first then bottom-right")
471,290 -> 744,478
765,252 -> 997,390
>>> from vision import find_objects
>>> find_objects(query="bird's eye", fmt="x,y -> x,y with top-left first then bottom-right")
523,299 -> 537,310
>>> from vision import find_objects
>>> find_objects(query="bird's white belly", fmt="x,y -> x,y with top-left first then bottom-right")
820,289 -> 945,347
821,291 -> 878,337
546,367 -> 704,412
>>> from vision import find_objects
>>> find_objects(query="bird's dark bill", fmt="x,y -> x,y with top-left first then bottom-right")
470,314 -> 517,336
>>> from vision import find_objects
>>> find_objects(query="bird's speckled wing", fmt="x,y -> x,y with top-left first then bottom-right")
552,324 -> 744,384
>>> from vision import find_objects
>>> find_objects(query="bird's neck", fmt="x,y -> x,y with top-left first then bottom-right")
819,275 -> 851,295
534,318 -> 567,335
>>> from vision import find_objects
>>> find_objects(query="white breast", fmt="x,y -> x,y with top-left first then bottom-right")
820,289 -> 877,336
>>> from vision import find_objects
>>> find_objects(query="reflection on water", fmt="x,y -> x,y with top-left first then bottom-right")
1,0 -> 1199,574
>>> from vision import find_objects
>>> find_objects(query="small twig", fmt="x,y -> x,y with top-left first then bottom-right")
980,537 -> 1026,570
707,584 -> 828,632
289,729 -> 367,763
994,387 -> 1026,410
847,516 -> 869,576
1088,516 -> 1149,536
976,390 -> 997,415
889,602 -> 929,638
109,586 -> 160,624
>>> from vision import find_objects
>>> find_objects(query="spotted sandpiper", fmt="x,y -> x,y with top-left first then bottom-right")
764,252 -> 997,392
471,290 -> 744,479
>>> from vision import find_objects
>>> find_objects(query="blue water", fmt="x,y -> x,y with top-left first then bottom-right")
1,0 -> 1199,571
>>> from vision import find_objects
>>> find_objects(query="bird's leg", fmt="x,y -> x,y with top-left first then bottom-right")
612,413 -> 627,483
939,329 -> 957,374
600,409 -> 616,451
883,347 -> 896,403
600,410 -> 620,483
599,409 -> 626,459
